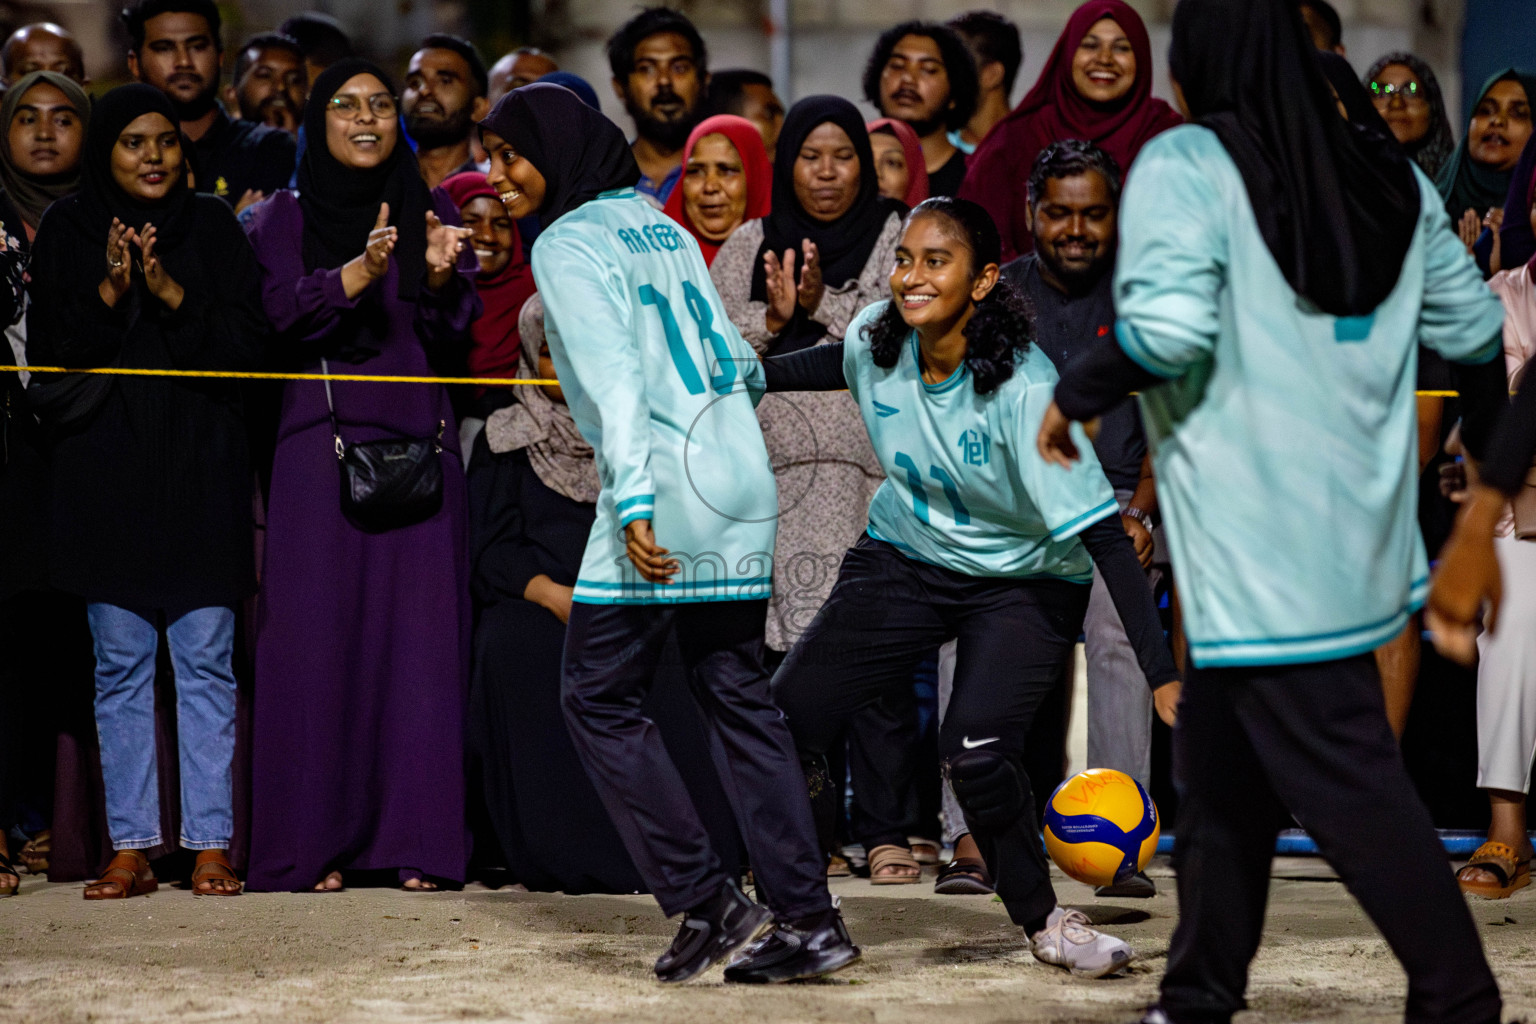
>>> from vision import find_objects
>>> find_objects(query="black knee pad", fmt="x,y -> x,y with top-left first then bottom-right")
947,747 -> 1028,832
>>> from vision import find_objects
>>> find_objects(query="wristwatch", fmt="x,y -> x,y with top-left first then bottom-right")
1122,506 -> 1154,529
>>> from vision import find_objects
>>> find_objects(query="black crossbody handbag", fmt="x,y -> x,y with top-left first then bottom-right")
322,358 -> 444,532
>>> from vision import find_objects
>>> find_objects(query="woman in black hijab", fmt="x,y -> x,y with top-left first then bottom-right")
244,59 -> 480,894
1037,0 -> 1509,1018
26,83 -> 269,899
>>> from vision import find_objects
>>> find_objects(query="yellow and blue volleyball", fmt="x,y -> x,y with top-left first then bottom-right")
1042,768 -> 1160,887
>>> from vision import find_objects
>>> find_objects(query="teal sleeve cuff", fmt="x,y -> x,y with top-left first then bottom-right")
1115,321 -> 1185,380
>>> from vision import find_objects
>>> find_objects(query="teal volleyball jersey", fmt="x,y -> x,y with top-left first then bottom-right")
845,302 -> 1118,581
531,188 -> 777,604
1114,127 -> 1505,667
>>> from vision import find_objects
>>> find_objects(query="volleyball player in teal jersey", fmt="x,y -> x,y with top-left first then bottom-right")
481,83 -> 858,985
756,197 -> 1180,979
1037,1 -> 1510,1020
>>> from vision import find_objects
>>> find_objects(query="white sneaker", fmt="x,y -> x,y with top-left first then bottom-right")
1029,907 -> 1134,978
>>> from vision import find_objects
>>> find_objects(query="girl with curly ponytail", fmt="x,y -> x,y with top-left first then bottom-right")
760,197 -> 1180,977
863,197 -> 1033,394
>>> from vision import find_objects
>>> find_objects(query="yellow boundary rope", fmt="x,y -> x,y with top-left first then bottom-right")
2,365 -> 557,386
0,366 -> 1468,397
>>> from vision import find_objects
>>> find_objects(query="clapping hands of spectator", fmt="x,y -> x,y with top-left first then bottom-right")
100,217 -> 134,307
1456,207 -> 1503,264
133,224 -> 184,310
763,239 -> 824,333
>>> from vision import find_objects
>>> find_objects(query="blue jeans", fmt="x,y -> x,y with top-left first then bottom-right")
87,603 -> 237,851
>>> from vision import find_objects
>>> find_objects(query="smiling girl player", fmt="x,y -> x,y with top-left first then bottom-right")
757,197 -> 1180,979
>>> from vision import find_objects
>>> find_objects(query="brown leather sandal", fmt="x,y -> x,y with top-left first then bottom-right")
1457,841 -> 1532,899
84,850 -> 158,900
867,843 -> 923,885
191,850 -> 242,896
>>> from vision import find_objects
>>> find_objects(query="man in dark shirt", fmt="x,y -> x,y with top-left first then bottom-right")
862,21 -> 978,197
403,34 -> 490,190
124,0 -> 295,214
224,31 -> 306,135
1001,140 -> 1163,897
607,7 -> 710,204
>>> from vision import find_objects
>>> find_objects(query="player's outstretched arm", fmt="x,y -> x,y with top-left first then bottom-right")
1077,517 -> 1182,723
760,342 -> 847,392
1428,376 -> 1536,662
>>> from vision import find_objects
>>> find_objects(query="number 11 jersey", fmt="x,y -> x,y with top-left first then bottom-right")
532,188 -> 777,605
846,301 -> 1118,582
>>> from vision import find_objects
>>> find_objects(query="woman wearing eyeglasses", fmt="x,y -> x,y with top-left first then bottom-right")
243,60 -> 480,893
1363,54 -> 1454,179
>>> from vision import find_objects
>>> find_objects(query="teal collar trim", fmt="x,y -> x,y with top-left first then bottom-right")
909,332 -> 969,394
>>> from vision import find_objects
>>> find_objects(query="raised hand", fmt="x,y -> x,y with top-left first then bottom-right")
763,247 -> 798,334
362,202 -> 397,279
1486,207 -> 1506,275
99,217 -> 135,308
134,223 -> 184,310
796,239 -> 824,315
1457,207 -> 1482,254
424,210 -> 473,271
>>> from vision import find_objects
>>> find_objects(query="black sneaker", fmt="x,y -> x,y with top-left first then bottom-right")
653,882 -> 775,984
1094,870 -> 1157,898
723,906 -> 861,984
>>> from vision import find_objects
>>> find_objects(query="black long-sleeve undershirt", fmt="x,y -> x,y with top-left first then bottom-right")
1078,517 -> 1181,691
1052,327 -> 1510,463
762,342 -> 847,392
1453,340 -> 1513,462
1052,338 -> 1159,423
1482,373 -> 1536,496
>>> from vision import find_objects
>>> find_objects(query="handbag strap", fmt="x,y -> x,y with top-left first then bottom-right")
319,358 -> 448,456
320,357 -> 345,460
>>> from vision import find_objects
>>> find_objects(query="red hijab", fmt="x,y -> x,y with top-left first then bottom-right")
662,114 -> 772,266
866,118 -> 930,209
442,171 -> 537,388
958,0 -> 1181,260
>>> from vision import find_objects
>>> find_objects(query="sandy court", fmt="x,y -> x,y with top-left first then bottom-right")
4,857 -> 1536,1024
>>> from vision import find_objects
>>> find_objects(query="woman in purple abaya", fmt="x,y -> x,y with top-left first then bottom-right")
243,59 -> 478,891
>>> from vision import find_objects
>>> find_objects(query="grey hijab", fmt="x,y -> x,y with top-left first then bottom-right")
484,293 -> 601,505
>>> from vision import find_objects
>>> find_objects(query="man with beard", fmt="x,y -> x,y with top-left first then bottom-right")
607,7 -> 709,203
862,20 -> 978,197
224,32 -> 305,135
1002,142 -> 1164,900
1,22 -> 87,86
123,0 -> 295,213
403,34 -> 490,190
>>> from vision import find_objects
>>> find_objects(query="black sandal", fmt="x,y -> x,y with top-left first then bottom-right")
933,856 -> 994,895
0,849 -> 18,897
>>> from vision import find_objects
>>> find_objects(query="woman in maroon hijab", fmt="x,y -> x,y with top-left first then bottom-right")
958,0 -> 1180,261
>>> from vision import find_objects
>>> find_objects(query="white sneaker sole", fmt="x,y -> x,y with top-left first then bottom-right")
1037,946 -> 1135,979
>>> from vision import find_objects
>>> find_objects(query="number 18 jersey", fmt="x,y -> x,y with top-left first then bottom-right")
532,188 -> 777,604
845,301 -> 1118,582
